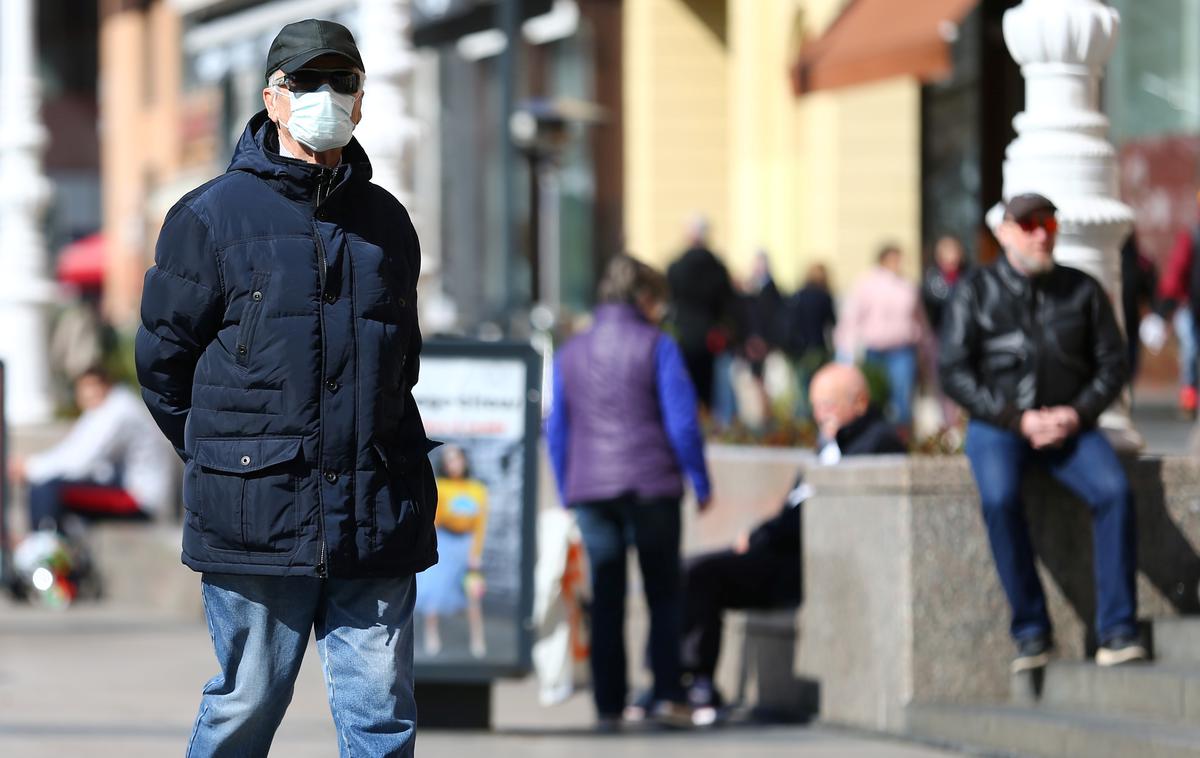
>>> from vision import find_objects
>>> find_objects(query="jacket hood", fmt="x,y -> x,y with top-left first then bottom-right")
227,110 -> 373,206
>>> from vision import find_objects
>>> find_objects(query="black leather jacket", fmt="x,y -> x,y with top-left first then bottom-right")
938,255 -> 1127,431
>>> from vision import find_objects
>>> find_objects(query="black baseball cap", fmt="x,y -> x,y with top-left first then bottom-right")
1004,193 -> 1058,222
264,19 -> 364,81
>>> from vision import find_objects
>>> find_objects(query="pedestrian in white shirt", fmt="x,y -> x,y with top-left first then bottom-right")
8,367 -> 176,530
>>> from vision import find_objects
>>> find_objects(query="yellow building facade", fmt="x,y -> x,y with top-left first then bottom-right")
623,0 -> 923,292
98,0 -> 184,327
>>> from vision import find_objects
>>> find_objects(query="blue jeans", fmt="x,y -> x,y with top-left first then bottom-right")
865,346 -> 917,427
188,573 -> 416,758
574,495 -> 685,716
1175,308 -> 1197,389
711,351 -> 737,428
964,421 -> 1138,644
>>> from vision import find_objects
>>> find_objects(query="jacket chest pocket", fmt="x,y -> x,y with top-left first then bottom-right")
1050,315 -> 1089,362
236,271 -> 272,368
192,436 -> 303,555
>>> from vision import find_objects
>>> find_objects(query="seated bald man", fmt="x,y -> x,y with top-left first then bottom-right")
680,363 -> 904,723
810,363 -> 907,463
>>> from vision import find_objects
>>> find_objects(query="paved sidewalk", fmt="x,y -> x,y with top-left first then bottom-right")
0,603 -> 961,757
4,395 -> 1186,756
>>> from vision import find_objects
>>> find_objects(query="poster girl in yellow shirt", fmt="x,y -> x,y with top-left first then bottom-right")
417,444 -> 489,657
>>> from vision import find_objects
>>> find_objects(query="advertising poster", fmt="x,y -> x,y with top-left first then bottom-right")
411,341 -> 541,680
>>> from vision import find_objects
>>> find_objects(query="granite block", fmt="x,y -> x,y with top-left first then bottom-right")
798,454 -> 1200,732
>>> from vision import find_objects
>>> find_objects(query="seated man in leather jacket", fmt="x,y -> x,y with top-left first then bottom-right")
939,193 -> 1146,672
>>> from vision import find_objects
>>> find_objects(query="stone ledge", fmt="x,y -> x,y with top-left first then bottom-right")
796,453 -> 1200,733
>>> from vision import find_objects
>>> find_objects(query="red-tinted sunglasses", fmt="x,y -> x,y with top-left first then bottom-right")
1017,216 -> 1058,234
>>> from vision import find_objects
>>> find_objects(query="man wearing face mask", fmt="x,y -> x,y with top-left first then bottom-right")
135,19 -> 435,758
939,193 -> 1146,675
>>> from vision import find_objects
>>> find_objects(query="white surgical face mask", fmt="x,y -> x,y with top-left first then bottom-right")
275,84 -> 356,152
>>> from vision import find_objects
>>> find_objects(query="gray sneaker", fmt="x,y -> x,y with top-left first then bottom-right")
1012,635 -> 1053,673
652,700 -> 696,730
1096,635 -> 1148,667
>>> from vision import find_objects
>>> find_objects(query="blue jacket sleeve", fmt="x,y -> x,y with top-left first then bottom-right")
545,357 -> 570,504
655,335 -> 712,502
134,202 -> 224,460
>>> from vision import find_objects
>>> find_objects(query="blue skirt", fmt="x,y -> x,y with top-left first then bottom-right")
416,528 -> 472,615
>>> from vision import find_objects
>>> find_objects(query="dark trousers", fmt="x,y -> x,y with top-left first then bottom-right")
574,494 -> 685,716
681,349 -> 714,409
964,420 -> 1138,643
682,548 -> 800,681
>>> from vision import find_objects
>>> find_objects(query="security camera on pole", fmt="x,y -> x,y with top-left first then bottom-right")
991,0 -> 1140,450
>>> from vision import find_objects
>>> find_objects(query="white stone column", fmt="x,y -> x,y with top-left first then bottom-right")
355,0 -> 454,332
355,0 -> 418,208
0,0 -> 56,426
997,0 -> 1140,450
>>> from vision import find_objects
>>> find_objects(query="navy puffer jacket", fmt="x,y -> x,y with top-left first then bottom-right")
135,111 -> 438,578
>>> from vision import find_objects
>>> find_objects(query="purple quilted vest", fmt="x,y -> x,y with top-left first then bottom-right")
558,304 -> 683,504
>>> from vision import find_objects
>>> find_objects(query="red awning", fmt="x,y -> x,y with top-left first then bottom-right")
57,233 -> 106,288
792,0 -> 978,95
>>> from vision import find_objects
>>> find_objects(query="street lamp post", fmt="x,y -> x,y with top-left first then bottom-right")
0,0 -> 56,426
995,0 -> 1140,450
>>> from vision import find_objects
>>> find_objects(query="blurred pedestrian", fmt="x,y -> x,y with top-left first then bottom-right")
1154,192 -> 1200,415
778,263 -> 836,417
732,250 -> 782,425
48,288 -> 117,405
9,366 -> 175,531
921,234 -> 969,336
738,249 -> 783,378
939,193 -> 1144,673
922,235 -> 970,428
135,20 -> 434,757
680,363 -> 901,726
547,254 -> 712,730
1120,233 -> 1156,384
667,215 -> 738,411
835,244 -> 929,433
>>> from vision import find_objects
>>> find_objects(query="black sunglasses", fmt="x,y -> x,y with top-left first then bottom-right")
273,69 -> 362,95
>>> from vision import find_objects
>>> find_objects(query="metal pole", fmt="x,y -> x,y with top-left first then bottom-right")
0,360 -> 14,596
498,0 -> 520,321
538,159 -> 560,309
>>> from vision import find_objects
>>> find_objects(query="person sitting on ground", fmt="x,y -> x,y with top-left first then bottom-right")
8,366 -> 176,532
680,363 -> 904,723
939,192 -> 1146,672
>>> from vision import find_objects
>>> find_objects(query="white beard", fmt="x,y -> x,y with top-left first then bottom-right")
1008,249 -> 1054,276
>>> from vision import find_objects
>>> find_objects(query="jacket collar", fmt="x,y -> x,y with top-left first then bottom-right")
996,252 -> 1058,296
835,406 -> 887,452
226,110 -> 373,208
995,253 -> 1031,296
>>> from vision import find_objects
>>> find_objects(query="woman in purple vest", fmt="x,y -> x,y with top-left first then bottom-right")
547,254 -> 713,729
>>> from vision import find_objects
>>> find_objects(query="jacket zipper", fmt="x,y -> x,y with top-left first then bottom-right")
313,170 -> 332,578
1030,285 -> 1044,408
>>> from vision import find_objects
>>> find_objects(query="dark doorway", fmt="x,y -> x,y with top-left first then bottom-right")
921,0 -> 1024,267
